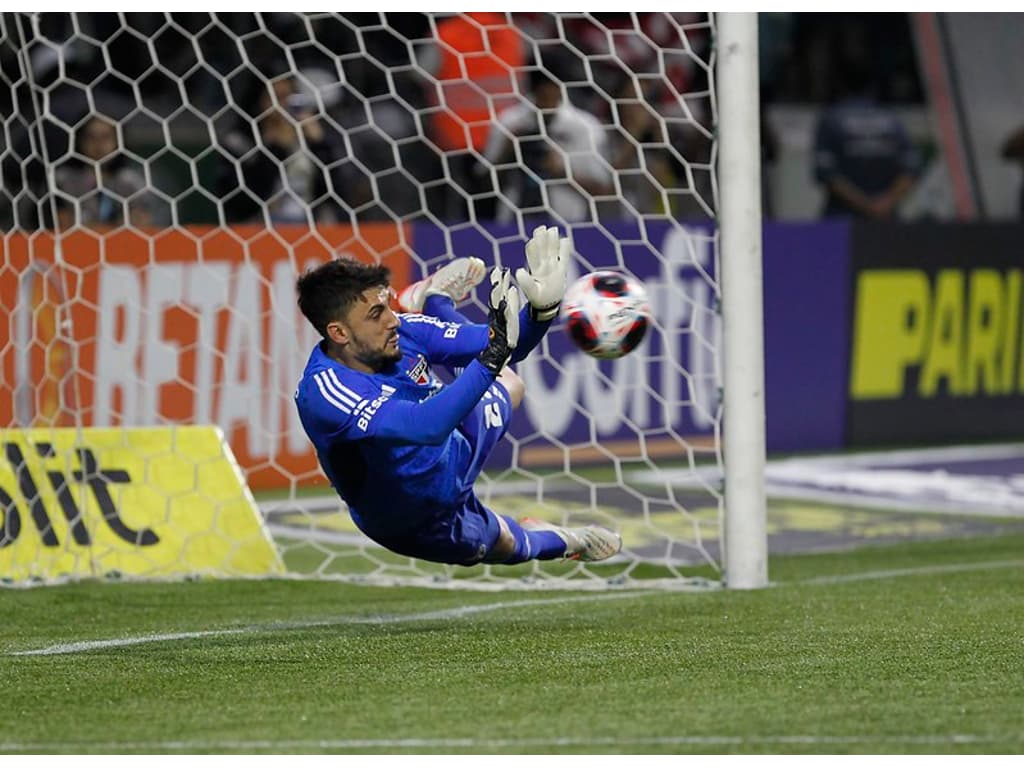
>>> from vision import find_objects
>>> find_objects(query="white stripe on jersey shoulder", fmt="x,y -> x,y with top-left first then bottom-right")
315,371 -> 358,407
326,368 -> 366,403
312,372 -> 353,413
313,370 -> 367,414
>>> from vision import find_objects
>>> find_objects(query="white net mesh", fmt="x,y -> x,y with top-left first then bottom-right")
1,12 -> 724,589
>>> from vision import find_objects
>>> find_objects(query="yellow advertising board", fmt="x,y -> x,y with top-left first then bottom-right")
0,426 -> 284,583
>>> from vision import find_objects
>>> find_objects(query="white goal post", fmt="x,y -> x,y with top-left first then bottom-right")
0,11 -> 767,590
717,13 -> 768,589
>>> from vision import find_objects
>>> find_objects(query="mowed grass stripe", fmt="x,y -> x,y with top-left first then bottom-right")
3,534 -> 1021,755
8,556 -> 1021,657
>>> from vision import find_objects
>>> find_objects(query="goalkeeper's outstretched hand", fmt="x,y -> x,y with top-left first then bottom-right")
516,225 -> 570,321
478,267 -> 521,375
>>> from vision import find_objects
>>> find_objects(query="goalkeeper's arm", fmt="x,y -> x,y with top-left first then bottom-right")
421,229 -> 569,366
366,269 -> 520,445
423,305 -> 551,369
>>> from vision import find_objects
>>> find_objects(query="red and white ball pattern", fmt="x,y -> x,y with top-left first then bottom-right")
562,270 -> 651,359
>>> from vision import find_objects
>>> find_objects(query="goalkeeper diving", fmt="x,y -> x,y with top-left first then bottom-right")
294,226 -> 621,566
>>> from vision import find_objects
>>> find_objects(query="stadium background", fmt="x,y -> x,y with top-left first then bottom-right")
3,12 -> 1024,567
6,13 -> 1022,456
2,11 -> 1024,756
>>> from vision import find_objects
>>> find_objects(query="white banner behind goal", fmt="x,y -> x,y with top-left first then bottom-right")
0,12 -> 766,589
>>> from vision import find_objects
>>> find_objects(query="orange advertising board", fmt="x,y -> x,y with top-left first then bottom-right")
1,224 -> 411,489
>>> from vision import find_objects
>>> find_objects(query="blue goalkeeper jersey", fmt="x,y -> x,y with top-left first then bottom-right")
295,311 -> 547,539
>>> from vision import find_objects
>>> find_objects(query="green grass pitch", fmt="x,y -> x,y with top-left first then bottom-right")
1,532 -> 1023,754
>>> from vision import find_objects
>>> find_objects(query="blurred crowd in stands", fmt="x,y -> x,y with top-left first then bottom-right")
0,12 -> 946,232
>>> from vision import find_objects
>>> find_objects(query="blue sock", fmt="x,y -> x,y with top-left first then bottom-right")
422,294 -> 467,325
499,515 -> 568,564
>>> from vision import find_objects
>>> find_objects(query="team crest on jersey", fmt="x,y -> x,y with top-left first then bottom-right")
407,355 -> 431,386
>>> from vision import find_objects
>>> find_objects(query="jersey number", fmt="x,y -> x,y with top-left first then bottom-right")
484,402 -> 503,429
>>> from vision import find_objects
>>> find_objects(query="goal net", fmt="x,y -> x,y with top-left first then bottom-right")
1,12 -> 763,589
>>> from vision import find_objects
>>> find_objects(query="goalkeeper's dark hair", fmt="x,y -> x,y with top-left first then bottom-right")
296,258 -> 392,338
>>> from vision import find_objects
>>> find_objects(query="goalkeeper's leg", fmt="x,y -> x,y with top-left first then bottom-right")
454,371 -> 619,564
364,496 -> 573,566
367,503 -> 621,566
451,368 -> 571,563
485,513 -> 572,564
458,369 -> 522,482
487,514 -> 622,564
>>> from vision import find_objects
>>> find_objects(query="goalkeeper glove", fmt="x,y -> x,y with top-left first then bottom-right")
516,225 -> 570,321
477,267 -> 521,375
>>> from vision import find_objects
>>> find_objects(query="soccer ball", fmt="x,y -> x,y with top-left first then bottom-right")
562,270 -> 651,359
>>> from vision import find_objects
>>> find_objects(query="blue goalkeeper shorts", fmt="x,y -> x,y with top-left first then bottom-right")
367,381 -> 513,566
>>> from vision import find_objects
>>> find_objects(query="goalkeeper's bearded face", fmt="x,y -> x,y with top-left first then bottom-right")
337,285 -> 402,371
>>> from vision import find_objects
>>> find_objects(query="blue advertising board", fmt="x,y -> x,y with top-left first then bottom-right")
412,220 -> 851,462
413,219 -> 1024,457
763,220 -> 850,452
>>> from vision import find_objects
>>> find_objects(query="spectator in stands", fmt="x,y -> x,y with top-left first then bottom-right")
332,13 -> 437,223
812,61 -> 920,219
1000,123 -> 1024,218
607,77 -> 682,217
423,12 -> 525,221
482,59 -> 612,224
218,74 -> 353,224
562,12 -> 709,118
53,115 -> 157,231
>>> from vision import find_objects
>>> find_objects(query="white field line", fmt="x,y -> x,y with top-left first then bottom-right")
8,590 -> 657,657
0,733 -> 1018,752
7,557 -> 1023,659
792,558 -> 1024,586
